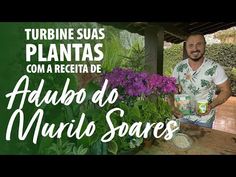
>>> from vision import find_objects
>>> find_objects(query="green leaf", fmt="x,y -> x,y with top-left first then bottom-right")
148,101 -> 157,112
119,102 -> 129,112
65,106 -> 74,121
77,145 -> 88,155
135,138 -> 143,146
72,146 -> 77,154
85,81 -> 100,101
129,141 -> 136,149
64,147 -> 72,155
108,141 -> 118,155
38,137 -> 54,154
130,105 -> 141,118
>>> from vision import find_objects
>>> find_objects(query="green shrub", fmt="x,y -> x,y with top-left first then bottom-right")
121,42 -> 146,72
205,44 -> 236,96
205,44 -> 236,67
164,44 -> 183,76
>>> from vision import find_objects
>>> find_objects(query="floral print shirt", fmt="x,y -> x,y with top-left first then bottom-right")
172,58 -> 228,123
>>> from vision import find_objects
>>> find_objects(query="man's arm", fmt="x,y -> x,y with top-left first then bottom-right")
210,79 -> 232,109
198,79 -> 232,116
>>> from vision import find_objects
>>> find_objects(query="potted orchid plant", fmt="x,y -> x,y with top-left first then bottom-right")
100,67 -> 177,153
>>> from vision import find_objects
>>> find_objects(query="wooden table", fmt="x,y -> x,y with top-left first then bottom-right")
137,123 -> 236,155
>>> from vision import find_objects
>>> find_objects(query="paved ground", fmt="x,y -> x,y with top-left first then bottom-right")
213,96 -> 236,134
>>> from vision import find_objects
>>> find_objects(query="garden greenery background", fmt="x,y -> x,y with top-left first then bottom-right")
0,22 -> 235,154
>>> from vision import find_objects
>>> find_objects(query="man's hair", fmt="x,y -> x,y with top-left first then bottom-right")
185,32 -> 206,44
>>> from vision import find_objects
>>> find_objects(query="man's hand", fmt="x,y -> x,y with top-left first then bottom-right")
172,107 -> 183,118
167,92 -> 183,118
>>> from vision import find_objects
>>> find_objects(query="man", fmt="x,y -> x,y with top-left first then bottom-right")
171,33 -> 232,128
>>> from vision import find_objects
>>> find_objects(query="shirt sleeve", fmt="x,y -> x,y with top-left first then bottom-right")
213,64 -> 228,85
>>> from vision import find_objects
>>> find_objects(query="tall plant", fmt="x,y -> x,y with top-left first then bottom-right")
121,42 -> 146,72
102,32 -> 127,71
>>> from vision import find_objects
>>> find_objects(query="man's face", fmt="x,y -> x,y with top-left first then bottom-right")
186,35 -> 206,61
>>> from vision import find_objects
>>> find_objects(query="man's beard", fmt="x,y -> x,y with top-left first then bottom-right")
188,51 -> 204,61
189,56 -> 202,61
